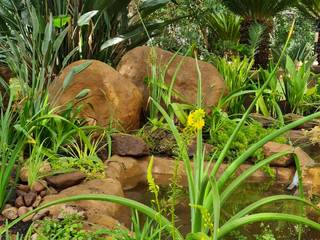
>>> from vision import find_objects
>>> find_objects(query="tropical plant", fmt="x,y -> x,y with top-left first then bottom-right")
283,55 -> 312,114
213,56 -> 255,114
220,0 -> 294,68
297,0 -> 320,64
0,0 -> 176,67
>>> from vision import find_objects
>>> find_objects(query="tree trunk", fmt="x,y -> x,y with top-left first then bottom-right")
240,17 -> 273,69
315,19 -> 320,65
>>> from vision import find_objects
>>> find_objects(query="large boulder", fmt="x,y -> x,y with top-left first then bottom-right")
42,178 -> 130,228
49,60 -> 143,130
117,46 -> 227,111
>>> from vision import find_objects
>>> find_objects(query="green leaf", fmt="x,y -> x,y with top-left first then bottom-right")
210,178 -> 220,240
63,61 -> 93,90
186,232 -> 210,240
53,15 -> 70,28
139,0 -> 170,17
77,11 -> 99,27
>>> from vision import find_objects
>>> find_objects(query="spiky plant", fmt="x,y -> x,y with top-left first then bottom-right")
221,0 -> 295,68
297,0 -> 320,64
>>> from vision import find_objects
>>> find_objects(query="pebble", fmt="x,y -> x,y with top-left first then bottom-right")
32,195 -> 42,208
17,206 -> 28,217
22,207 -> 34,222
17,184 -> 30,192
15,195 -> 25,208
2,207 -> 18,220
31,180 -> 47,193
23,192 -> 37,207
32,209 -> 49,221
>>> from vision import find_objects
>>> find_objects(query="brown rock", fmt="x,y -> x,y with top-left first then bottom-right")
136,156 -> 295,187
23,192 -> 37,207
17,206 -> 28,217
57,205 -> 86,219
250,113 -> 277,127
117,46 -> 227,111
284,113 -> 320,130
39,161 -> 52,174
47,187 -> 58,195
263,142 -> 294,167
16,184 -> 30,193
19,167 -> 28,182
2,207 -> 18,220
22,207 -> 34,222
32,195 -> 42,208
294,147 -> 315,167
40,190 -> 47,197
111,133 -> 149,157
20,162 -> 52,183
188,139 -> 214,157
16,190 -> 27,197
31,180 -> 47,193
32,209 -> 49,221
15,195 -> 25,208
46,171 -> 86,190
42,178 -> 130,229
49,60 -> 143,131
105,155 -> 144,190
285,130 -> 309,146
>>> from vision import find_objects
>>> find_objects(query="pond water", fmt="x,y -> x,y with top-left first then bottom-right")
125,181 -> 320,240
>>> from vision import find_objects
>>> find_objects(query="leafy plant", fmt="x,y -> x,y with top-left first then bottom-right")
208,114 -> 287,163
0,98 -> 26,211
296,0 -> 320,63
283,55 -> 312,114
221,0 -> 294,67
34,214 -> 105,240
213,56 -> 255,114
0,0 -> 176,67
51,133 -> 106,179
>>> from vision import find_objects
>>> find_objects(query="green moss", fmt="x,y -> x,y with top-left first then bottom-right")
208,117 -> 287,163
35,215 -> 106,240
50,156 -> 105,179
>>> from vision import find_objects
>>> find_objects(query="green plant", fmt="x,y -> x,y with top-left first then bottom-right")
205,11 -> 241,56
34,214 -> 106,240
213,56 -> 255,114
0,98 -> 26,211
3,20 -> 320,240
0,0 -> 176,68
208,114 -> 286,163
25,143 -> 47,187
297,0 -> 320,64
283,55 -> 312,114
221,0 -> 295,68
254,225 -> 276,240
51,133 -> 106,179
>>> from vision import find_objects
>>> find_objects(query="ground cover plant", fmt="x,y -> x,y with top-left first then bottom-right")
1,0 -> 320,239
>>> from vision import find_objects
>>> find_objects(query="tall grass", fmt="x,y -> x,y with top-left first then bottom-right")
0,97 -> 26,211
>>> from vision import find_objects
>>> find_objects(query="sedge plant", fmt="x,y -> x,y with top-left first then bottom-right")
0,97 -> 26,211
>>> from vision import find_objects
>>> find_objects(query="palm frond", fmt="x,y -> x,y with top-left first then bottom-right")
221,0 -> 295,19
297,0 -> 320,19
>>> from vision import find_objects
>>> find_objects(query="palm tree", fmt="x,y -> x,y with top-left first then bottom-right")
221,0 -> 294,68
297,0 -> 320,65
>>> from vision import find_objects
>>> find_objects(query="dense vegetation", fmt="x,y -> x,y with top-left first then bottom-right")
1,0 -> 320,240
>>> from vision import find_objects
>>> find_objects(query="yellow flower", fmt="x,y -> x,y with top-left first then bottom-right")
187,109 -> 205,130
